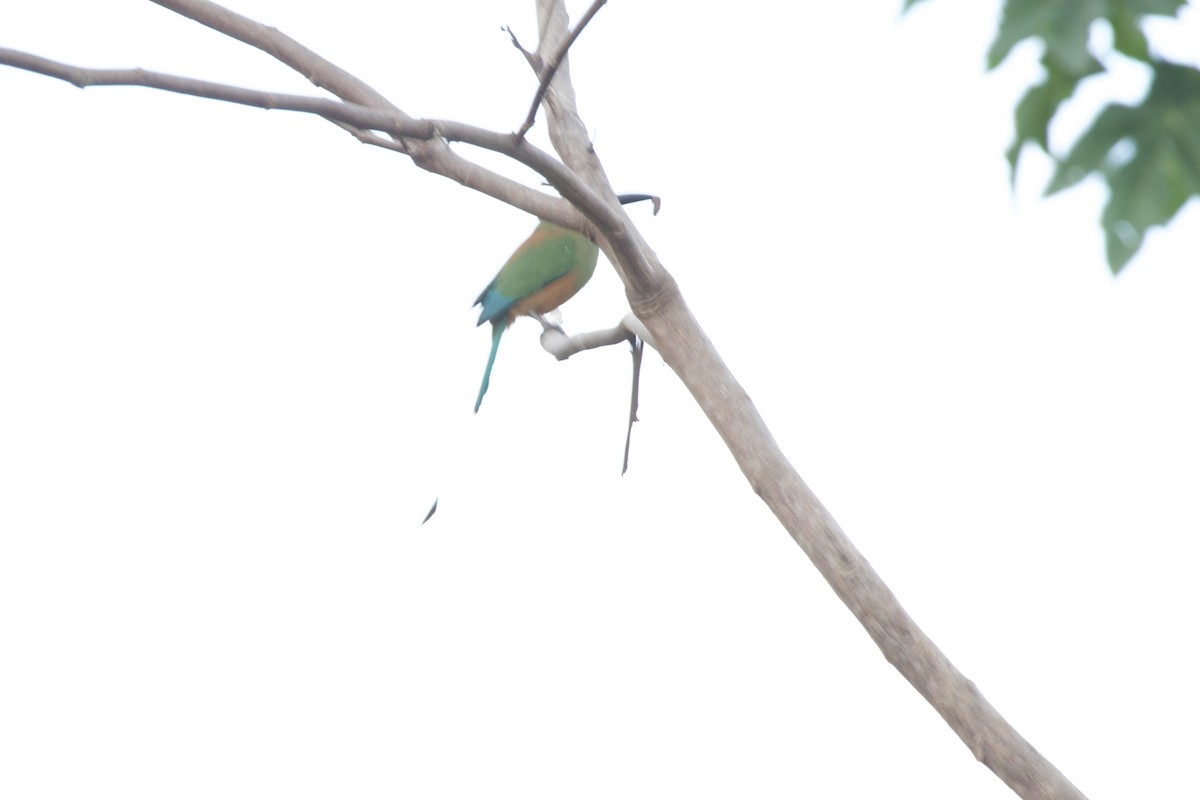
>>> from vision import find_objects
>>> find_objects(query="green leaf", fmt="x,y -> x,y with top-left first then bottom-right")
990,0 -> 1185,71
1045,104 -> 1139,195
1108,4 -> 1151,61
1049,60 -> 1200,272
1122,0 -> 1186,16
995,0 -> 1189,177
901,0 -> 929,11
988,0 -> 1107,74
1101,138 -> 1188,271
1099,0 -> 1185,61
1007,54 -> 1103,179
1107,0 -> 1184,62
988,0 -> 1196,271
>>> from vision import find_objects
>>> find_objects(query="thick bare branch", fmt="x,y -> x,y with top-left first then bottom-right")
529,2 -> 1085,799
525,2 -> 669,307
150,0 -> 397,110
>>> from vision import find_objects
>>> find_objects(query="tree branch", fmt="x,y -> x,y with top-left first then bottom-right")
529,2 -> 1086,799
150,0 -> 398,110
140,0 -> 625,237
0,46 -> 607,234
148,0 -> 656,281
622,336 -> 643,476
329,120 -> 411,154
536,316 -> 644,360
515,0 -> 607,139
533,315 -> 644,475
503,25 -> 541,72
3,1 -> 1088,797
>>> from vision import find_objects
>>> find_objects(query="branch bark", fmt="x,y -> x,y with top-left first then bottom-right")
0,3 -> 1087,798
514,0 -> 607,139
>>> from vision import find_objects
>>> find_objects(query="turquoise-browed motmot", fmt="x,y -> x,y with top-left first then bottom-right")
473,194 -> 654,412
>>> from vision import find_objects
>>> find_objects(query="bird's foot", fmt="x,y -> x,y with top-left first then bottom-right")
532,312 -> 565,334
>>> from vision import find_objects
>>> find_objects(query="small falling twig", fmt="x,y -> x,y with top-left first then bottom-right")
622,336 -> 644,476
513,0 -> 608,140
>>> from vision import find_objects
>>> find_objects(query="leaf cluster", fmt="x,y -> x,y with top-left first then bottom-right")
908,0 -> 1199,273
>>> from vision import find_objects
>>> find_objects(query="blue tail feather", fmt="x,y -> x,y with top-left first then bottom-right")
474,323 -> 505,413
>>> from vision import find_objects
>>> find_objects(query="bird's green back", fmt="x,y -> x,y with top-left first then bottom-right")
475,221 -> 598,325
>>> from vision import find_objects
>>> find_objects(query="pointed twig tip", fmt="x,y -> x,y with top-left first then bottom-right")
513,0 -> 607,139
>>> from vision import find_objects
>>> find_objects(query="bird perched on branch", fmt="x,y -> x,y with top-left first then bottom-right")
473,194 -> 656,412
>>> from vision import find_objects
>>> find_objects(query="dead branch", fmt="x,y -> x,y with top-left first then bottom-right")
0,46 -> 607,234
503,25 -> 541,71
623,336 -> 643,476
536,315 -> 646,360
515,0 -> 607,139
532,314 -> 645,475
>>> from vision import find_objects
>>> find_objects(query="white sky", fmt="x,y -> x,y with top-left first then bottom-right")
2,1 -> 1198,798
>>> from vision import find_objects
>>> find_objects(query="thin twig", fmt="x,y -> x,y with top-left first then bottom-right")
622,336 -> 643,475
514,0 -> 606,139
0,48 -> 424,133
531,316 -> 645,474
537,317 -> 643,360
502,25 -> 541,71
330,119 -> 411,154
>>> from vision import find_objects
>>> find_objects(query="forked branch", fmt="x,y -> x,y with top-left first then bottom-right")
0,46 -> 618,240
514,0 -> 607,138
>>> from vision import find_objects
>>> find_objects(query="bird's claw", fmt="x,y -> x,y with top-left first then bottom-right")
532,313 -> 565,335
